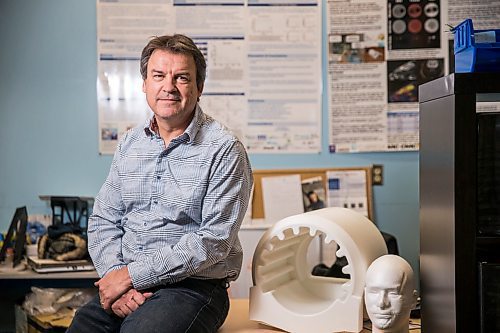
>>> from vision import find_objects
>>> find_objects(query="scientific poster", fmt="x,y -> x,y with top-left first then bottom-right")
327,0 -> 500,153
97,0 -> 500,154
327,0 -> 447,153
96,0 -> 322,154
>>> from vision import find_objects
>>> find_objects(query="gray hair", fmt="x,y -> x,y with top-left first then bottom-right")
140,34 -> 206,91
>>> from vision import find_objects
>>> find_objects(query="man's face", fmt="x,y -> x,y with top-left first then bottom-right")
142,49 -> 202,123
364,269 -> 406,330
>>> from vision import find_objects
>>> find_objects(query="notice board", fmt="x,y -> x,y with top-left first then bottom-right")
251,167 -> 374,223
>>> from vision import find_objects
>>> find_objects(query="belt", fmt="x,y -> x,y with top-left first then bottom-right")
193,278 -> 230,289
147,277 -> 230,292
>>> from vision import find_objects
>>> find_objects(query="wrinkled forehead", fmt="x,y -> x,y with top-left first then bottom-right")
148,49 -> 196,69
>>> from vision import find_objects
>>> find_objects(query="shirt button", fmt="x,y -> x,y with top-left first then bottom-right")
156,176 -> 161,180
153,200 -> 158,204
143,222 -> 147,226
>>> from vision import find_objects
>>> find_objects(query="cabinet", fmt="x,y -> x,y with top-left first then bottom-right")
419,73 -> 500,332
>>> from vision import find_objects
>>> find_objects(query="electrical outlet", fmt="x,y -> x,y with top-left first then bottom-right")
372,164 -> 384,186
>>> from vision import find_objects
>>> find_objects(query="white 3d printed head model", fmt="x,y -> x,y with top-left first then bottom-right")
249,207 -> 388,333
364,255 -> 418,333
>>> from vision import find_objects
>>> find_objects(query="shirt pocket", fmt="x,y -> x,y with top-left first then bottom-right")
159,174 -> 207,226
118,157 -> 155,207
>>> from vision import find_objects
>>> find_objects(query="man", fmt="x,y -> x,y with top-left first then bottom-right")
305,190 -> 325,211
67,34 -> 253,333
364,255 -> 418,333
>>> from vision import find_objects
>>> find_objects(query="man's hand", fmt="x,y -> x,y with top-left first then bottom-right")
111,289 -> 154,318
95,266 -> 133,311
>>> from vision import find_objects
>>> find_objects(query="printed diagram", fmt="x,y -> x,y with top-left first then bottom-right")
388,0 -> 441,50
387,58 -> 444,103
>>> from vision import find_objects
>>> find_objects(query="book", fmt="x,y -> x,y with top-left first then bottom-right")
27,256 -> 95,273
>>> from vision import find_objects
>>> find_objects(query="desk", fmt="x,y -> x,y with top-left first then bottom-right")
0,267 -> 98,332
220,299 -> 421,333
0,270 -> 420,333
13,297 -> 422,333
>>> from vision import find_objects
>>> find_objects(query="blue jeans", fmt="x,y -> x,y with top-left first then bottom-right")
66,278 -> 229,333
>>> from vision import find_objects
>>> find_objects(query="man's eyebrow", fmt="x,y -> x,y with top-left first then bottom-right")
175,71 -> 191,76
150,69 -> 191,76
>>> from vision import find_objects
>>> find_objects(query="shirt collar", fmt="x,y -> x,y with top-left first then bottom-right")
143,104 -> 203,143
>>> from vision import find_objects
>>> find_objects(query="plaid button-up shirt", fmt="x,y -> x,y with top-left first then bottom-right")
88,105 -> 253,290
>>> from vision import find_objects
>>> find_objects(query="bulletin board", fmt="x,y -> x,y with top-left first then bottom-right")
251,166 -> 374,222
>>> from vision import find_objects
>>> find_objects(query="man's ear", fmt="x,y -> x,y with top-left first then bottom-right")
142,80 -> 146,93
197,83 -> 204,98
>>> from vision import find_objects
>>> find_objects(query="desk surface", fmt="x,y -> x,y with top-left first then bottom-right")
22,299 -> 422,333
219,299 -> 281,332
219,299 -> 421,333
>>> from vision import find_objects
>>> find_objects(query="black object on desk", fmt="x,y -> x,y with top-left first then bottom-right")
0,206 -> 28,267
39,196 -> 94,235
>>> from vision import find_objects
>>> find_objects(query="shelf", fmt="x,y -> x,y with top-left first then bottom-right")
476,236 -> 500,246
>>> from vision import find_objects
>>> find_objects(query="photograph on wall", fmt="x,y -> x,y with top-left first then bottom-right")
328,33 -> 385,64
101,127 -> 118,141
388,0 -> 441,50
301,177 -> 327,212
387,58 -> 444,103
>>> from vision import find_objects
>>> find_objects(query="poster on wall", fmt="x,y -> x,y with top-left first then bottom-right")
327,0 -> 447,153
326,0 -> 389,152
244,0 -> 322,152
97,0 -> 172,154
96,0 -> 322,154
327,0 -> 500,153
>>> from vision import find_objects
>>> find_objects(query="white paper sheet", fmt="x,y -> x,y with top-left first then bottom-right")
326,170 -> 368,217
261,174 -> 305,224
